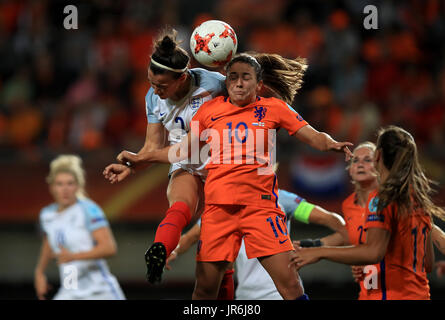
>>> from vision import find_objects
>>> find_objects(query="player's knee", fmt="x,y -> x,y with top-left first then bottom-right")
276,279 -> 304,299
193,282 -> 219,299
167,191 -> 196,210
165,201 -> 192,224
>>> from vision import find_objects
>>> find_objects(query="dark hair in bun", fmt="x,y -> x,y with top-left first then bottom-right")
150,28 -> 190,78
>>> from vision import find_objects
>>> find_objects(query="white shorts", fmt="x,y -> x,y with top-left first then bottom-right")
169,162 -> 207,182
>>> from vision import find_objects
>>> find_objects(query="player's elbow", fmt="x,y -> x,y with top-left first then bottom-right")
325,212 -> 346,232
104,241 -> 118,258
310,211 -> 345,233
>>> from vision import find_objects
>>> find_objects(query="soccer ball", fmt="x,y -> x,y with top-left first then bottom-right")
190,20 -> 238,68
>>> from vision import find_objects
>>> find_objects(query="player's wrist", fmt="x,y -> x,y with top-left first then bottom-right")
124,161 -> 136,174
299,238 -> 323,248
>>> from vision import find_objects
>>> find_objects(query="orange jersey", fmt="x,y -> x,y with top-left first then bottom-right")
192,96 -> 308,208
364,190 -> 432,300
342,192 -> 381,300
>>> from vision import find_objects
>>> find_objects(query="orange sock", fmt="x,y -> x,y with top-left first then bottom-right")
217,269 -> 235,300
154,202 -> 191,256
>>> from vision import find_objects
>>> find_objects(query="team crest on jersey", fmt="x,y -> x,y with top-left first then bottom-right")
294,195 -> 303,204
190,97 -> 203,109
254,106 -> 267,122
296,112 -> 304,121
368,196 -> 379,213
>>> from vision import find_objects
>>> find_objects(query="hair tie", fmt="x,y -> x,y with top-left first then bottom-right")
150,58 -> 187,73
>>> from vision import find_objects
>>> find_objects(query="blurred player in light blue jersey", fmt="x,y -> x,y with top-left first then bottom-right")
166,189 -> 348,300
34,155 -> 125,300
104,28 -> 226,284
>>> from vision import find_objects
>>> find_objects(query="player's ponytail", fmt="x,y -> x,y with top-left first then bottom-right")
46,154 -> 87,199
376,126 -> 445,220
157,35 -> 177,56
150,28 -> 190,78
252,53 -> 307,105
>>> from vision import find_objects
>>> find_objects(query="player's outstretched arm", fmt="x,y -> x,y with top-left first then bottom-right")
321,232 -> 347,246
120,130 -> 199,167
103,123 -> 166,184
286,193 -> 348,247
290,228 -> 390,270
308,206 -> 348,242
294,125 -> 353,160
104,130 -> 202,184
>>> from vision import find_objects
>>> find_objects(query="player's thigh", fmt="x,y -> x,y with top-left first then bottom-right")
241,207 -> 293,258
167,169 -> 203,215
258,251 -> 302,288
194,261 -> 230,297
198,204 -> 243,262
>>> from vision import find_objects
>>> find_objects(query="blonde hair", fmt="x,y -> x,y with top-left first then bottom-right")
346,141 -> 376,171
46,155 -> 87,199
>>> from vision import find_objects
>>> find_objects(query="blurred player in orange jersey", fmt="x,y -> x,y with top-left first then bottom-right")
110,53 -> 353,300
291,125 -> 445,300
341,141 -> 382,299
297,141 -> 381,299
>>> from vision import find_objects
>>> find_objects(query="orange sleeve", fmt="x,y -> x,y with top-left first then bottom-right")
273,98 -> 308,135
364,195 -> 393,233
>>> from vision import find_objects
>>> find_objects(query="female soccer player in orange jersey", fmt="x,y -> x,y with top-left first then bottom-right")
297,142 -> 382,299
342,142 -> 382,299
107,53 -> 353,299
291,125 -> 445,300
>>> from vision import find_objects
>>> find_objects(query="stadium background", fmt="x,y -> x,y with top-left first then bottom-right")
1,0 -> 445,300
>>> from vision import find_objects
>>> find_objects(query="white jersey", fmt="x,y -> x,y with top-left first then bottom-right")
39,199 -> 125,300
235,190 -> 305,300
145,68 -> 225,177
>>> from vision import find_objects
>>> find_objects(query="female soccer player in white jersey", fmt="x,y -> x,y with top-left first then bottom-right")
104,28 -> 226,284
34,155 -> 125,300
103,34 -> 336,286
166,189 -> 348,300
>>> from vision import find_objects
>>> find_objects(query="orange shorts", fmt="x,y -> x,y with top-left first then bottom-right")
196,204 -> 294,262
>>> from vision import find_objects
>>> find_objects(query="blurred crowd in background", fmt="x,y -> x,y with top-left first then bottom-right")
0,0 -> 444,183
2,0 -> 445,300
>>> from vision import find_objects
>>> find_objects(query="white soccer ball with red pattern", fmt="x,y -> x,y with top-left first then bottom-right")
190,20 -> 238,68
